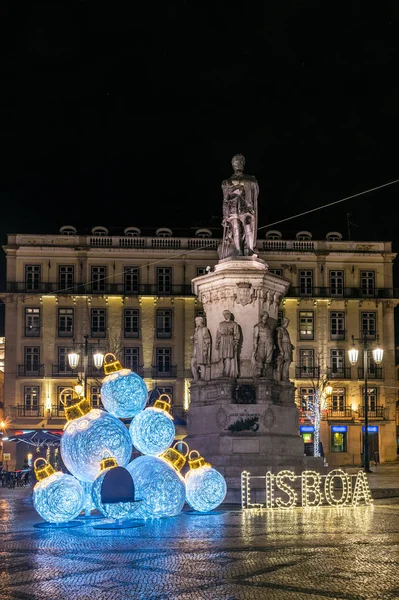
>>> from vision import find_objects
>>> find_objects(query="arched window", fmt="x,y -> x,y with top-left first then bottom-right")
194,228 -> 212,239
155,228 -> 173,238
326,231 -> 343,241
296,230 -> 312,241
124,227 -> 141,237
265,230 -> 282,240
59,225 -> 77,236
91,226 -> 109,236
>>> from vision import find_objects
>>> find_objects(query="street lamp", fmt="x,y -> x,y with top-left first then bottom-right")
68,335 -> 104,398
348,331 -> 383,473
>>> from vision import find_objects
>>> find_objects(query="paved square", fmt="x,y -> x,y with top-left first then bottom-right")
1,487 -> 399,599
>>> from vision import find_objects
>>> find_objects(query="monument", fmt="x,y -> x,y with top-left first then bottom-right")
187,154 -> 323,503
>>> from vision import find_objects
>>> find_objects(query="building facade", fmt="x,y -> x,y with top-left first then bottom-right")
1,225 -> 398,468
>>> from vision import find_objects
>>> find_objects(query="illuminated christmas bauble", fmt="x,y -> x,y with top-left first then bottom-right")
91,456 -> 141,520
61,406 -> 132,483
130,395 -> 175,456
33,459 -> 84,524
100,354 -> 148,419
126,455 -> 186,519
185,451 -> 227,512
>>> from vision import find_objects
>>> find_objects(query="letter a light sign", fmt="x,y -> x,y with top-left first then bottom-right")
241,469 -> 372,509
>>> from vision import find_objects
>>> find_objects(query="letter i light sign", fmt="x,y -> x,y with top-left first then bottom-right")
241,469 -> 372,509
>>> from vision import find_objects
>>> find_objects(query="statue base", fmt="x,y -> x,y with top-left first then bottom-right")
187,378 -> 324,503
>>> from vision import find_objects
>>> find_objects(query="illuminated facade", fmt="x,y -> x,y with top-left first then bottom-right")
1,226 -> 398,468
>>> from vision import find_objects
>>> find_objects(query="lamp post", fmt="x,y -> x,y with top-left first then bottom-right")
68,335 -> 104,398
348,331 -> 383,473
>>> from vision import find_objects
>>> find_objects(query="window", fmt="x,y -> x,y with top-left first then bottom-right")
124,309 -> 139,338
24,347 -> 40,373
24,386 -> 39,410
25,265 -> 41,291
331,429 -> 347,452
298,270 -> 313,296
330,311 -> 345,340
158,386 -> 173,401
330,349 -> 345,376
156,309 -> 172,339
156,348 -> 172,374
157,267 -> 172,294
58,308 -> 74,337
361,312 -> 376,339
25,308 -> 40,337
58,265 -> 74,291
363,387 -> 377,411
360,271 -> 375,297
196,267 -> 208,276
91,309 -> 106,337
331,388 -> 346,412
299,311 -> 314,340
91,266 -> 106,292
90,386 -> 101,408
329,270 -> 344,297
124,266 -> 139,293
269,268 -> 283,276
299,387 -> 314,412
58,347 -> 72,373
299,349 -> 315,375
124,347 -> 140,372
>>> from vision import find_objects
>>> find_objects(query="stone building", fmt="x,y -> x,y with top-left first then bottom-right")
0,225 -> 398,468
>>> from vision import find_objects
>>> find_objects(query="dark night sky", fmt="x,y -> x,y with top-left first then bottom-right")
1,3 -> 399,332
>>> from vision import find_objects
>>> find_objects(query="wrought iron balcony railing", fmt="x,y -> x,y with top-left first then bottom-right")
10,404 -> 45,418
326,367 -> 352,379
322,408 -> 354,419
52,364 -> 74,377
357,406 -> 388,419
6,282 -> 195,296
357,367 -> 383,380
295,366 -> 321,379
151,365 -> 177,378
17,364 -> 45,377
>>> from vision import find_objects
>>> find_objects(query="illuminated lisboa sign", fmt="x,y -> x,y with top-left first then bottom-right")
241,468 -> 373,509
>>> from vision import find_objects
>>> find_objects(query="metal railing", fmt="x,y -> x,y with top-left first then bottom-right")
357,367 -> 383,380
151,365 -> 177,378
326,367 -> 352,379
17,364 -> 45,377
285,287 -> 399,299
52,364 -> 74,377
322,408 -> 354,419
295,366 -> 321,379
357,406 -> 388,419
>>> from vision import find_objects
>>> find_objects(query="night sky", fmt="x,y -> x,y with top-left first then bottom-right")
2,4 -> 399,333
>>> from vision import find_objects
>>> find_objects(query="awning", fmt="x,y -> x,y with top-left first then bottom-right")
7,430 -> 63,447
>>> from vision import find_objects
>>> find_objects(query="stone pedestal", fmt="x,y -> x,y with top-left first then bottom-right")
187,257 -> 324,503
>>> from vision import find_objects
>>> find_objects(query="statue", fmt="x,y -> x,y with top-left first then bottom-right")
190,316 -> 211,381
220,154 -> 259,258
275,317 -> 295,381
252,311 -> 274,377
215,310 -> 240,378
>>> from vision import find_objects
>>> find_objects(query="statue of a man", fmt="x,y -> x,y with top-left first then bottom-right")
275,317 -> 295,381
252,311 -> 274,377
190,316 -> 211,381
220,154 -> 259,258
215,310 -> 240,378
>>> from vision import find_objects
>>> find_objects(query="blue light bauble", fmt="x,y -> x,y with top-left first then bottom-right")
33,472 -> 85,523
80,480 -> 96,514
185,466 -> 227,513
91,467 -> 140,520
101,368 -> 148,419
126,456 -> 186,519
61,409 -> 132,482
130,407 -> 175,456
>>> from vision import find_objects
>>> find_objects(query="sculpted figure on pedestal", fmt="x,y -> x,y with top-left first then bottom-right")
215,310 -> 240,378
220,154 -> 259,259
252,311 -> 275,377
275,317 -> 295,381
190,316 -> 211,381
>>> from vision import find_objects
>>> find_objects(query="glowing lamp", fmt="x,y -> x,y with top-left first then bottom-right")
33,458 -> 84,524
373,346 -> 383,365
348,347 -> 359,366
325,384 -> 333,397
126,455 -> 186,519
74,382 -> 84,397
100,353 -> 148,419
59,388 -> 132,483
91,453 -> 141,520
129,394 -> 175,456
68,351 -> 80,369
185,451 -> 227,513
93,352 -> 104,369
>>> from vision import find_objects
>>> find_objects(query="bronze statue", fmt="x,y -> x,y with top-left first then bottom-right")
220,154 -> 259,258
190,316 -> 211,381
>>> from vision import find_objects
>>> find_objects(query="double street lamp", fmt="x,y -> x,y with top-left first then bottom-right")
348,331 -> 383,473
68,335 -> 104,399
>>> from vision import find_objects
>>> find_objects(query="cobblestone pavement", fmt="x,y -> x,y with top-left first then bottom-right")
1,487 -> 399,600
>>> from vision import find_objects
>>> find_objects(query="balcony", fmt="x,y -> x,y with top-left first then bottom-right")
326,367 -> 352,380
10,404 -> 45,418
285,286 -> 399,300
357,367 -> 383,380
322,408 -> 354,420
6,282 -> 195,297
357,406 -> 388,419
17,364 -> 45,377
295,366 -> 320,379
151,365 -> 177,379
52,364 -> 74,377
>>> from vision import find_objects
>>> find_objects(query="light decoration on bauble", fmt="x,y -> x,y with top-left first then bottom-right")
91,452 -> 142,520
126,442 -> 188,519
129,393 -> 175,456
33,458 -> 84,524
100,353 -> 148,419
60,388 -> 132,483
185,450 -> 227,513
